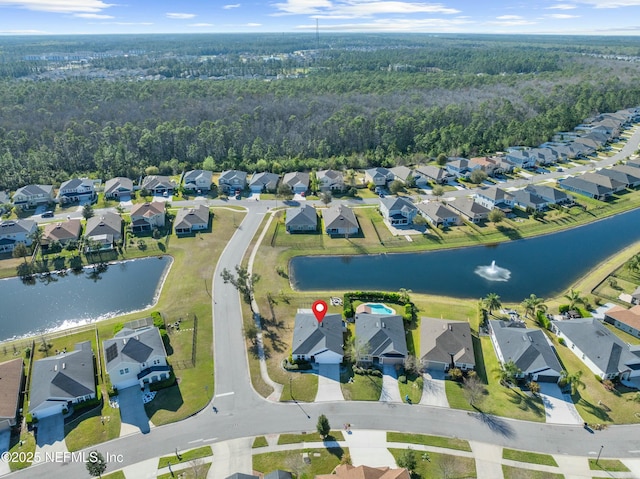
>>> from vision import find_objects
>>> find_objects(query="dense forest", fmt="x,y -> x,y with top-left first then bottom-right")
1,34 -> 640,190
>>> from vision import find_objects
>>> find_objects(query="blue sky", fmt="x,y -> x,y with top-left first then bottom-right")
1,0 -> 640,35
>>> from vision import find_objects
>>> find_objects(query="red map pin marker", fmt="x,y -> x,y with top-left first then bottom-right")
312,300 -> 328,323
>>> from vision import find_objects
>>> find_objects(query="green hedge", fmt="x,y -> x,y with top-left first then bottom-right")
343,291 -> 415,321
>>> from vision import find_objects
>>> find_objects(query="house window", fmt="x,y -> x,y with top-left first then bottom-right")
119,368 -> 129,375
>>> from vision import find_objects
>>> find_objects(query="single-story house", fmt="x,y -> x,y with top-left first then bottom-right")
29,341 -> 96,419
291,312 -> 344,364
389,166 -> 413,184
104,177 -> 134,199
0,358 -> 24,432
316,169 -> 345,192
323,204 -> 359,236
316,465 -> 410,479
41,219 -> 82,248
598,166 -> 640,189
489,320 -> 563,383
511,188 -> 549,212
414,165 -> 453,185
626,158 -> 640,169
524,184 -> 572,206
558,177 -> 613,201
141,175 -> 176,196
447,197 -> 491,223
103,326 -> 170,390
219,170 -> 247,194
249,172 -> 279,193
57,178 -> 96,204
183,169 -> 213,192
474,187 -> 514,211
364,167 -> 393,187
603,305 -> 640,339
285,204 -> 317,233
355,313 -> 408,365
552,318 -> 640,380
130,201 -> 165,232
420,318 -> 475,372
85,212 -> 122,250
12,184 -> 54,207
282,172 -> 310,194
379,196 -> 418,226
416,202 -> 461,228
0,219 -> 37,253
174,205 -> 210,234
581,172 -> 626,193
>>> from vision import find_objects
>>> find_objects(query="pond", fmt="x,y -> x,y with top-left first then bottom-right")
0,256 -> 172,341
290,208 -> 640,302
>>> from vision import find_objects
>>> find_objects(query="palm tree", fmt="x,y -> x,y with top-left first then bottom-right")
346,169 -> 357,187
29,226 -> 44,259
627,254 -> 640,276
346,336 -> 370,368
560,370 -> 586,395
521,294 -> 547,319
483,293 -> 502,316
495,360 -> 521,387
564,289 -> 586,310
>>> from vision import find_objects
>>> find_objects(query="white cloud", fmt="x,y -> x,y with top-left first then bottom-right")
223,3 -> 240,8
94,21 -> 153,25
166,12 -> 196,19
189,23 -> 213,27
246,22 -> 261,26
74,12 -> 113,18
546,13 -> 580,17
496,15 -> 524,20
0,0 -> 113,13
0,28 -> 47,34
489,15 -> 537,26
296,16 -> 471,31
546,3 -> 577,8
576,0 -> 640,7
272,0 -> 460,18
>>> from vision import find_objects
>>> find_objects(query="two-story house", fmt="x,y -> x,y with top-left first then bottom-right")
0,219 -> 37,253
130,202 -> 166,232
57,178 -> 96,204
316,170 -> 345,192
183,170 -> 213,192
12,184 -> 54,207
219,170 -> 248,194
379,197 -> 418,226
104,177 -> 134,200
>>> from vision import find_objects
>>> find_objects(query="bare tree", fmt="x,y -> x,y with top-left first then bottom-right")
463,373 -> 486,407
438,454 -> 460,479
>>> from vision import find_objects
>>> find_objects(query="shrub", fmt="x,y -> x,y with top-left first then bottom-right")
449,368 -> 463,382
415,377 -> 424,390
403,303 -> 414,322
398,375 -> 407,384
558,304 -> 570,314
595,374 -> 603,383
148,374 -> 176,392
558,337 -> 566,346
603,379 -> 615,391
151,311 -> 165,330
24,347 -> 31,359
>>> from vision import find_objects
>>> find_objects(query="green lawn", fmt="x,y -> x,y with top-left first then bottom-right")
397,372 -> 423,404
157,463 -> 211,479
387,432 -> 472,452
277,431 -> 345,445
253,436 -> 269,448
64,387 -> 121,451
502,448 -> 558,467
253,448 -> 346,479
101,471 -> 126,479
389,448 -> 476,479
279,371 -> 319,403
158,445 -> 213,469
340,364 -> 382,401
588,459 -> 630,471
7,429 -> 36,471
502,465 -> 564,479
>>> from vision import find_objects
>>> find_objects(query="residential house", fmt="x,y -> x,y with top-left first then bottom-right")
41,219 -> 82,248
389,166 -> 414,184
29,341 -> 96,419
12,184 -> 54,207
420,318 -> 475,372
446,158 -> 478,179
0,359 -> 24,432
581,172 -> 625,193
567,141 -> 595,158
489,320 -> 563,383
282,172 -> 310,194
130,201 -> 166,232
364,167 -> 393,187
574,136 -> 603,151
524,185 -> 572,206
469,156 -> 502,176
603,305 -> 640,339
558,177 -> 613,201
528,148 -> 557,166
552,318 -> 640,380
379,197 -> 418,226
0,219 -> 37,253
414,165 -> 453,185
323,204 -> 359,236
598,166 -> 640,189
626,159 -> 640,169
141,175 -> 177,196
183,169 -> 213,192
355,314 -> 408,365
291,312 -> 343,364
505,150 -> 536,169
316,169 -> 345,192
631,286 -> 640,305
285,204 -> 317,233
264,471 -> 293,479
103,326 -> 170,390
104,177 -> 134,199
447,197 -> 490,223
474,187 -> 514,211
174,205 -> 210,234
57,178 -> 96,204
416,202 -> 461,228
316,465 -> 410,479
225,474 -> 259,479
511,188 -> 549,212
85,212 -> 122,250
218,170 -> 247,194
249,172 -> 279,193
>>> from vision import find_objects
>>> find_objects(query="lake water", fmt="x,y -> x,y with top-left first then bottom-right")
0,256 -> 172,341
290,208 -> 640,302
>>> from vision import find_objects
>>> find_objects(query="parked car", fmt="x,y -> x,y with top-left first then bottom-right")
41,211 -> 54,218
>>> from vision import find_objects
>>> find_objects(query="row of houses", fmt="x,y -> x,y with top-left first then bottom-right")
558,160 -> 640,200
285,204 -> 360,236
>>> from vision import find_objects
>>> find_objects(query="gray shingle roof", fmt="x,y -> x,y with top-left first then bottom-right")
103,327 -> 167,369
282,172 -> 310,189
174,205 -> 209,230
558,177 -> 612,197
285,204 -> 317,228
0,219 -> 36,236
85,212 -> 122,239
448,197 -> 491,218
184,169 -> 212,185
104,177 -> 133,196
141,175 -> 176,190
292,313 -> 343,357
476,187 -> 512,203
420,318 -> 475,367
317,169 -> 343,182
355,314 -> 407,359
524,185 -> 569,204
219,170 -> 248,184
250,172 -> 280,189
323,205 -> 358,230
380,196 -> 416,213
416,202 -> 459,222
14,184 -> 53,198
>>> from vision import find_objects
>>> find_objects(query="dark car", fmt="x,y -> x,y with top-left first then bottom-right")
41,211 -> 54,218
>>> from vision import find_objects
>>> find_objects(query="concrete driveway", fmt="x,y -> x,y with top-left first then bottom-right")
118,386 -> 151,435
538,383 -> 583,425
315,364 -> 344,402
420,369 -> 449,407
379,365 -> 402,403
35,414 -> 66,454
344,430 -> 397,468
0,429 -> 10,454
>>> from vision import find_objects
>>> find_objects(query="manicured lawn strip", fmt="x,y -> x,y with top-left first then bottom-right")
603,322 -> 640,346
279,371 -> 319,402
397,372 -> 423,405
340,363 -> 382,401
64,386 -> 121,451
252,436 -> 269,448
588,459 -> 630,471
101,471 -> 126,479
241,299 -> 275,399
253,448 -> 346,478
502,448 -> 558,467
157,463 -> 211,479
502,465 -> 564,479
387,432 -> 471,452
158,445 -> 213,469
277,431 -> 344,445
445,379 -> 475,412
388,448 -> 476,479
7,429 -> 36,471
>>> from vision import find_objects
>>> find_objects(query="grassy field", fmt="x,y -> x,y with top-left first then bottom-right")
388,448 -> 477,479
502,448 -> 558,467
252,436 -> 269,448
502,465 -> 564,479
387,432 -> 472,452
253,448 -> 346,478
277,431 -> 345,445
588,458 -> 630,471
158,445 -> 212,468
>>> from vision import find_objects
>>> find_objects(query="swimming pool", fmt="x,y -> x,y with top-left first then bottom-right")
364,303 -> 395,315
